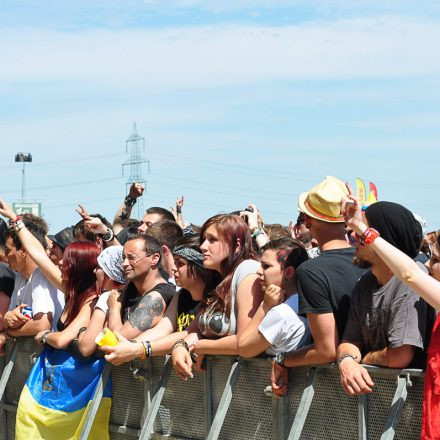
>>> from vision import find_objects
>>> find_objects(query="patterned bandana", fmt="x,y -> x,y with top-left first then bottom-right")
173,246 -> 205,270
97,245 -> 126,284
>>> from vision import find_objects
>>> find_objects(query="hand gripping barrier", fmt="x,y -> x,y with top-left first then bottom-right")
0,339 -> 426,440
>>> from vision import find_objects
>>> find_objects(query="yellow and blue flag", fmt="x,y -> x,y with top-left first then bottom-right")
16,347 -> 111,440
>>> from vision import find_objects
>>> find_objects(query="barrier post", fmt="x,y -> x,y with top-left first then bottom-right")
286,367 -> 318,440
138,357 -> 172,440
380,374 -> 410,440
206,359 -> 241,440
358,393 -> 369,440
204,356 -> 213,437
78,362 -> 112,440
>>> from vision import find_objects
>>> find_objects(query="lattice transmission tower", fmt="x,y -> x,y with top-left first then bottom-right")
122,123 -> 150,219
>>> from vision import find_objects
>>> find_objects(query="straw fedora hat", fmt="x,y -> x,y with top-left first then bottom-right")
298,176 -> 348,223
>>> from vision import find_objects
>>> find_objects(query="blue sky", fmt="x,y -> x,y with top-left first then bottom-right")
0,1 -> 439,233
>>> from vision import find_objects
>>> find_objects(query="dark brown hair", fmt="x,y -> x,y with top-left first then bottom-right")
200,214 -> 257,316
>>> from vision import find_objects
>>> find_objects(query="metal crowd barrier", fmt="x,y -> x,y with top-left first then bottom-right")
0,337 -> 425,439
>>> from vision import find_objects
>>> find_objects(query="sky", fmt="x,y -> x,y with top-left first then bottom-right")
0,0 -> 439,233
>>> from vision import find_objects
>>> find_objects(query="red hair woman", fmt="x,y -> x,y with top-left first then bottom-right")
0,200 -> 110,440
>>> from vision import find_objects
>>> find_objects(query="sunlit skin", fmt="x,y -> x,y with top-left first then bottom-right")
171,256 -> 193,290
94,267 -> 124,291
137,213 -> 162,233
121,239 -> 152,282
256,249 -> 284,291
426,243 -> 440,282
5,237 -> 25,273
49,243 -> 64,265
200,225 -> 231,274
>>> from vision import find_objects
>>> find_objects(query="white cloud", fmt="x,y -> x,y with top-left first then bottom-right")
1,15 -> 439,93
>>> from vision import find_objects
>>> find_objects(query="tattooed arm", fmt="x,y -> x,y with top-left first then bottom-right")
112,183 -> 144,235
111,291 -> 166,340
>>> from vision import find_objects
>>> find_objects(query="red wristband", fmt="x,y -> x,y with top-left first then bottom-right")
359,228 -> 380,246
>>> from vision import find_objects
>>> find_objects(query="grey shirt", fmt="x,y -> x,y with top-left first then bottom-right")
343,262 -> 429,356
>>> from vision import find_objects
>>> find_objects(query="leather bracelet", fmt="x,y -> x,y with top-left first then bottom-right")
124,195 -> 137,208
172,339 -> 190,353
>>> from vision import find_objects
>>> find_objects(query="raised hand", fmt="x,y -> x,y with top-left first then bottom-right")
84,216 -> 107,234
0,199 -> 16,221
129,183 -> 145,199
240,203 -> 260,231
341,183 -> 366,236
176,196 -> 184,211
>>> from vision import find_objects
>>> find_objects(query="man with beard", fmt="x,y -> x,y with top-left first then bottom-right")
337,201 -> 434,396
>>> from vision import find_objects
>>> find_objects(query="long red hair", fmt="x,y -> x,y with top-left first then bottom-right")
62,241 -> 100,326
200,214 -> 257,316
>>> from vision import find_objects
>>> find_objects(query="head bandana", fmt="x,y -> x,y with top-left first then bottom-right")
173,246 -> 205,270
365,202 -> 422,259
97,245 -> 126,284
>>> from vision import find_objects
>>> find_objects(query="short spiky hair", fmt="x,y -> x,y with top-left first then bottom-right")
147,220 -> 183,250
146,207 -> 175,222
261,238 -> 299,267
127,234 -> 163,263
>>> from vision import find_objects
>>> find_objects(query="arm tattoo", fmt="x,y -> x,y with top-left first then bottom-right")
118,210 -> 129,222
128,295 -> 164,332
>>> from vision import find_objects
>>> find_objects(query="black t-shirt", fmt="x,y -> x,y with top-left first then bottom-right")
176,289 -> 201,332
297,247 -> 365,339
0,262 -> 15,298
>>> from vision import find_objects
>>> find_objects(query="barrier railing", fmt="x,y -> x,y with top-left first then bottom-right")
0,338 -> 425,439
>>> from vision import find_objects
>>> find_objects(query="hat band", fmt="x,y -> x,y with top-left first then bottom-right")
305,197 -> 344,222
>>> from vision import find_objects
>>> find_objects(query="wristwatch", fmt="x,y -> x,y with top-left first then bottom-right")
337,354 -> 358,366
102,227 -> 115,242
42,330 -> 52,344
275,352 -> 286,367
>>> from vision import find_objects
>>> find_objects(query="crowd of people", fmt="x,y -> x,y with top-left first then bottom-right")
0,175 -> 439,439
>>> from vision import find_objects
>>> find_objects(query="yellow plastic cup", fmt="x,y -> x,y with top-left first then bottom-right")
95,327 -> 119,347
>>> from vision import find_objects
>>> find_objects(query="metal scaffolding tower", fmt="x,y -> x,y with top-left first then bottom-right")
123,123 -> 150,219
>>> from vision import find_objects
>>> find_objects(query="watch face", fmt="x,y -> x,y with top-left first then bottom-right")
276,352 -> 285,365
